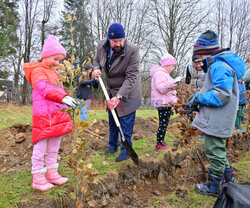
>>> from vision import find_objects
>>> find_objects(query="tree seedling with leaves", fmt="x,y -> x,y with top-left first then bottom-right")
57,14 -> 98,208
171,82 -> 201,151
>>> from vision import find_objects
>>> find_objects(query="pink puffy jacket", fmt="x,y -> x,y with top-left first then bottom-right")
23,62 -> 73,144
150,65 -> 177,108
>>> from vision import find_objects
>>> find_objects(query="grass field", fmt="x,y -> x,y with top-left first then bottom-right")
0,103 -> 249,207
0,103 -> 158,130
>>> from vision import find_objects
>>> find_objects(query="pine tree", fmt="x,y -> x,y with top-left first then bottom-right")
60,0 -> 94,67
0,0 -> 19,85
0,0 -> 19,59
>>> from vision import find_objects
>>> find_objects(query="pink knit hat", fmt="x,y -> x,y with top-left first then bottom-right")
42,35 -> 66,59
160,54 -> 177,67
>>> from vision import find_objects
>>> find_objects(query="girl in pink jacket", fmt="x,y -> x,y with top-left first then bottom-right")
150,54 -> 179,152
23,36 -> 77,191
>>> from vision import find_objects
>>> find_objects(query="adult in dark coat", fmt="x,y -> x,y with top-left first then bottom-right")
185,54 -> 205,89
93,23 -> 142,162
77,62 -> 98,121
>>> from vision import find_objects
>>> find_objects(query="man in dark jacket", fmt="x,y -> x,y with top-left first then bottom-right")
185,30 -> 246,197
77,62 -> 98,121
185,54 -> 205,89
93,23 -> 142,162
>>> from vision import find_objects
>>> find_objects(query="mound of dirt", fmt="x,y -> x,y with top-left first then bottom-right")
65,132 -> 250,208
14,131 -> 250,208
0,116 -> 181,172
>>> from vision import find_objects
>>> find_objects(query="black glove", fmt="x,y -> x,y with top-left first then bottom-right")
184,102 -> 193,114
184,96 -> 200,114
192,96 -> 200,111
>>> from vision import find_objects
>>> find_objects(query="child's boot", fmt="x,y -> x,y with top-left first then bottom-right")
46,163 -> 68,185
32,168 -> 54,191
195,169 -> 223,197
223,166 -> 235,184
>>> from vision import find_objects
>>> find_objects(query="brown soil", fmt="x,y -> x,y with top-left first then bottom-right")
0,117 -> 249,208
0,116 -> 182,173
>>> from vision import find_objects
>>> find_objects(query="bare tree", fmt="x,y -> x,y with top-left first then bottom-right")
212,0 -> 227,48
230,0 -> 250,61
9,28 -> 24,102
41,0 -> 55,49
21,0 -> 40,104
90,0 -> 153,59
148,0 -> 210,76
212,0 -> 250,61
90,0 -> 113,41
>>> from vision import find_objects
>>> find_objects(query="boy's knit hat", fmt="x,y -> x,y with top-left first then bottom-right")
42,35 -> 66,59
193,30 -> 220,55
108,23 -> 125,39
160,54 -> 177,67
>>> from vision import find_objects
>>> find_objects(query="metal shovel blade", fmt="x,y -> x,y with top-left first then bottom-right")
118,126 -> 139,165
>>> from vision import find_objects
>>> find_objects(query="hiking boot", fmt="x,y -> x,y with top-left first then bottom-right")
222,166 -> 234,184
195,169 -> 223,197
155,141 -> 171,152
46,163 -> 68,185
32,168 -> 54,191
115,153 -> 130,162
105,146 -> 117,154
236,126 -> 245,133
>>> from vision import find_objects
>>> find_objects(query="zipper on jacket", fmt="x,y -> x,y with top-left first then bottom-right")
48,113 -> 52,127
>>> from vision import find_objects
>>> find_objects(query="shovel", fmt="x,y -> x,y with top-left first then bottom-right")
98,77 -> 139,165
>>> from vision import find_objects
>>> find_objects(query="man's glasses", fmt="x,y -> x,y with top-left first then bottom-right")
109,39 -> 125,43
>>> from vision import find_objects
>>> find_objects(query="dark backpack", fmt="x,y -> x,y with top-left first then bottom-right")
213,182 -> 250,208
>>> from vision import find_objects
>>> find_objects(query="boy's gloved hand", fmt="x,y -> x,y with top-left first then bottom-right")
184,96 -> 200,114
62,96 -> 78,109
184,102 -> 193,114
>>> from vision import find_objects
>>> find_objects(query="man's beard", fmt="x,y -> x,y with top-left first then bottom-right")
112,46 -> 123,53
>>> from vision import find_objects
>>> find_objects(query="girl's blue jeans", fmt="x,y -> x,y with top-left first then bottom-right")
78,98 -> 91,121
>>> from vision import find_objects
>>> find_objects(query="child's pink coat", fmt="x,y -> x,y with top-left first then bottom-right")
23,62 -> 73,144
150,65 -> 177,108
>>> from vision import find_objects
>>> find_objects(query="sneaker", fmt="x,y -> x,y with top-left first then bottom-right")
236,126 -> 245,133
155,141 -> 171,152
115,153 -> 130,162
105,147 -> 117,154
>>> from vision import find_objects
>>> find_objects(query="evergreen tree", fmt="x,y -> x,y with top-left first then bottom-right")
0,0 -> 19,59
0,0 -> 19,89
60,0 -> 94,67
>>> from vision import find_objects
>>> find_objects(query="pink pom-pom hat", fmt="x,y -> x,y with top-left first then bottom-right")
160,54 -> 177,67
42,35 -> 66,59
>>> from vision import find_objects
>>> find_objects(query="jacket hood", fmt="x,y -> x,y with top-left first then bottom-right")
208,49 -> 246,79
150,65 -> 168,77
23,62 -> 49,84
